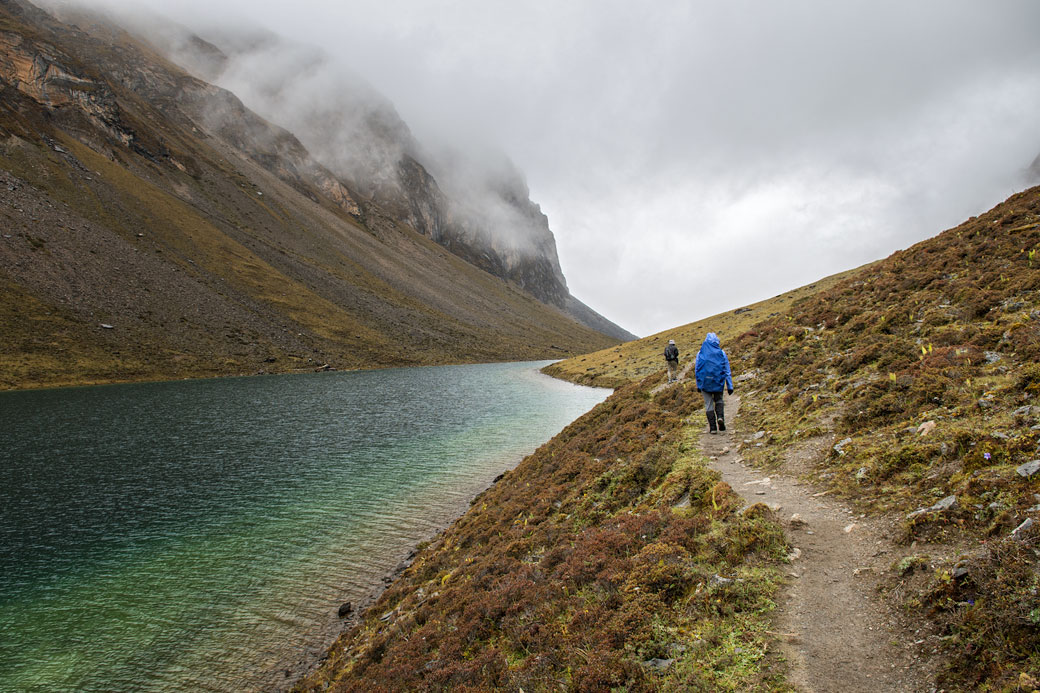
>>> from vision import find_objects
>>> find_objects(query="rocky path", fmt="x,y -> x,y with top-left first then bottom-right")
697,392 -> 933,692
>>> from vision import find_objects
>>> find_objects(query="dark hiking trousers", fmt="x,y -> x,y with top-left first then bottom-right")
702,390 -> 725,431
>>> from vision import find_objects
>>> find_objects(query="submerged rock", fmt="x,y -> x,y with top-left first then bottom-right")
337,601 -> 353,618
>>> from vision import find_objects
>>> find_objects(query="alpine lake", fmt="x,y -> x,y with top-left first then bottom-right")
0,361 -> 610,692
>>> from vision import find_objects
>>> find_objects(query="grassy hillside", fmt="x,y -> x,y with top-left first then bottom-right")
542,264 -> 872,388
728,187 -> 1040,690
296,375 -> 791,692
300,186 -> 1040,692
549,186 -> 1040,690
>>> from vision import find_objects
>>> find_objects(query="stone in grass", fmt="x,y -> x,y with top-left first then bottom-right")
1012,517 -> 1035,538
1016,460 -> 1040,478
916,420 -> 937,437
643,658 -> 675,672
710,574 -> 744,587
907,495 -> 957,519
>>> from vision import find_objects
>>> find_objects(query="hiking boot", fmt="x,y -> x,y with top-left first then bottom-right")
706,411 -> 717,434
717,418 -> 726,432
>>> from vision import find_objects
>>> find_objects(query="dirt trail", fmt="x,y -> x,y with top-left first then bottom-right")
696,392 -> 933,693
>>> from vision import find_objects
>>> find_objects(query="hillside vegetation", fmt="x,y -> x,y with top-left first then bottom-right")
543,264 -> 872,388
728,187 -> 1040,690
549,185 -> 1040,691
298,375 -> 791,692
302,186 -> 1040,692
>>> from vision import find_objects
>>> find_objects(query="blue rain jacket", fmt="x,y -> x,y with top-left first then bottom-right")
694,332 -> 733,392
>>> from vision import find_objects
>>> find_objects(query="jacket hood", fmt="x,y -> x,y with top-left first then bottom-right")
704,332 -> 720,347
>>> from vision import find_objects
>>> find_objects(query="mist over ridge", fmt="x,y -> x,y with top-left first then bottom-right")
29,0 -> 629,337
146,15 -> 575,303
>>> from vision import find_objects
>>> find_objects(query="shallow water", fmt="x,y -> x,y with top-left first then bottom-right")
0,361 -> 609,692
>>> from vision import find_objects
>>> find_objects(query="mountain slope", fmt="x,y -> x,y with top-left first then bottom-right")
730,186 -> 1040,691
549,185 -> 1040,690
81,7 -> 635,342
307,187 -> 1039,692
543,262 -> 875,388
0,0 -> 624,390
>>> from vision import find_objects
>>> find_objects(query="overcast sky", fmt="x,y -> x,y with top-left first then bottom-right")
89,0 -> 1040,337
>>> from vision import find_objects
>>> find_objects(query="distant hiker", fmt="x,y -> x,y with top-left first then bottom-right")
664,339 -> 679,383
694,332 -> 734,434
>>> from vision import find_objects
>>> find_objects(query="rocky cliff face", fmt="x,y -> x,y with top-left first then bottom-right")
1,1 -> 364,219
0,22 -> 139,151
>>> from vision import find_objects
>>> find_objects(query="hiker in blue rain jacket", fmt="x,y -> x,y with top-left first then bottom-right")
694,332 -> 734,434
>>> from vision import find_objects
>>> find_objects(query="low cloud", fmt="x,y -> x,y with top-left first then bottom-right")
50,0 -> 1040,336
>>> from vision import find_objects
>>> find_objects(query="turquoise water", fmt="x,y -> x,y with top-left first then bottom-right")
0,361 -> 609,692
